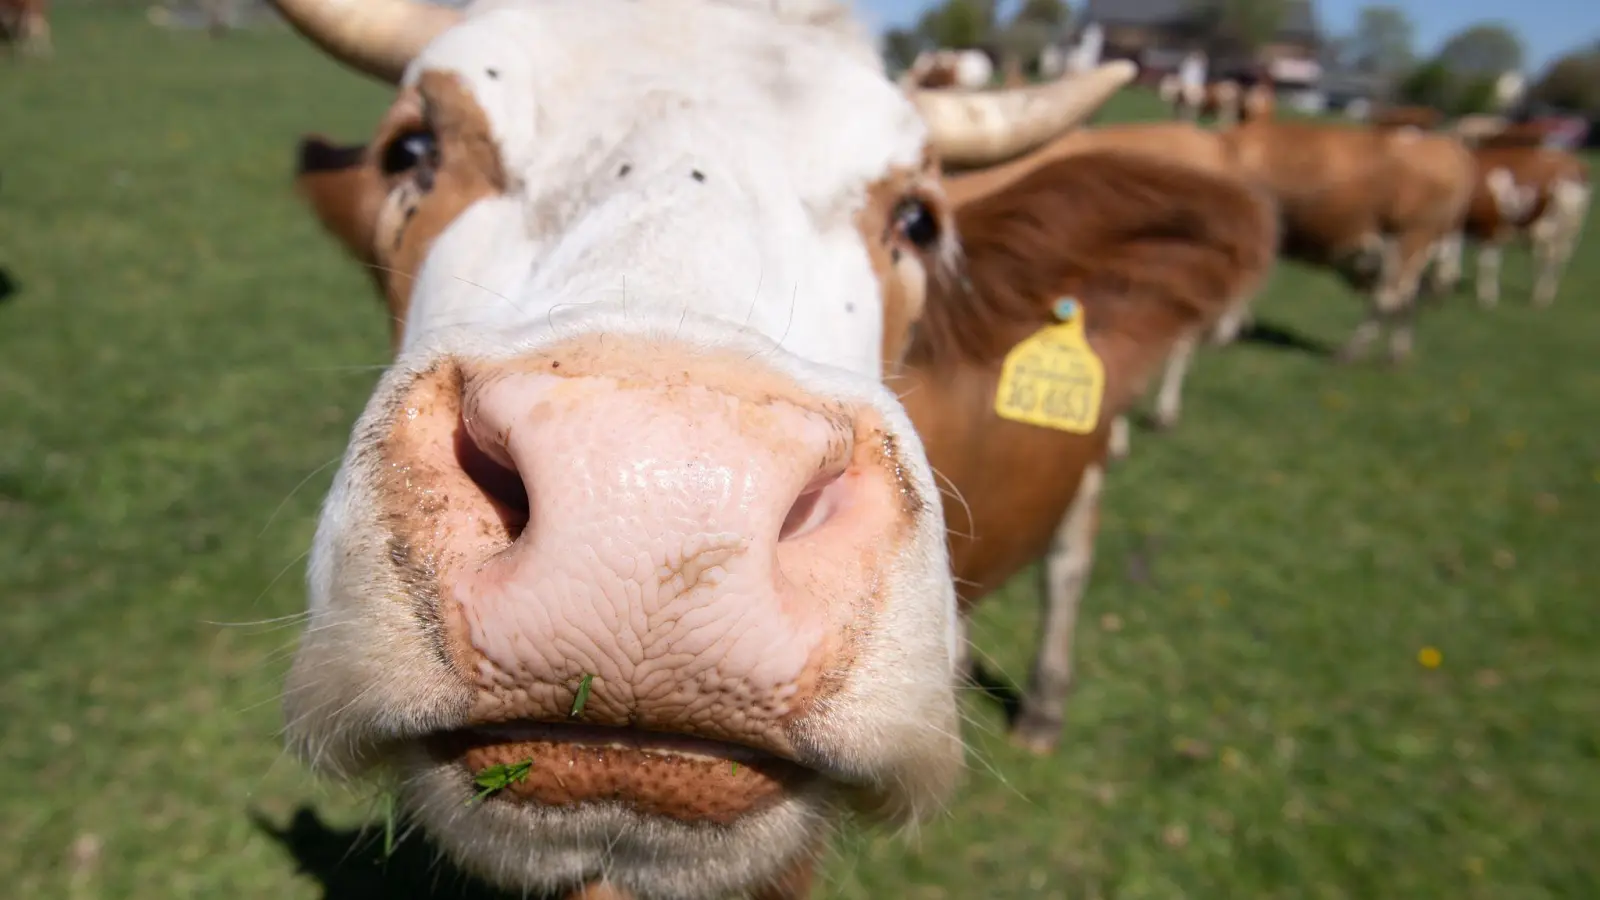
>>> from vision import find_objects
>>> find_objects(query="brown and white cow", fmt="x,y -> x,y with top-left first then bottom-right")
1228,119 -> 1477,364
1445,144 -> 1592,308
1161,76 -> 1243,126
0,0 -> 49,57
899,150 -> 1279,752
939,115 -> 1475,454
268,0 -> 1133,896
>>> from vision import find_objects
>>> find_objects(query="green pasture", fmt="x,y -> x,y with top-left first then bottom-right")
2,11 -> 1597,899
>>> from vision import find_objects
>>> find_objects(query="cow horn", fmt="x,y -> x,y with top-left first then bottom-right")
914,60 -> 1138,169
268,0 -> 461,84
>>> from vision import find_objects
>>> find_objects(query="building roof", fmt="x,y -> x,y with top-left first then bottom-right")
1083,0 -> 1318,42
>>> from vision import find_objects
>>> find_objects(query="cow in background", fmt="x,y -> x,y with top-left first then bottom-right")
943,114 -> 1475,456
1442,145 -> 1591,308
271,0 -> 1134,894
1160,55 -> 1245,127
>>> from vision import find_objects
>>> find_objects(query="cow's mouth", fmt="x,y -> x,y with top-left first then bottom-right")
424,722 -> 817,824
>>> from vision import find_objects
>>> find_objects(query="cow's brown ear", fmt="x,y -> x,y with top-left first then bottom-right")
294,135 -> 384,267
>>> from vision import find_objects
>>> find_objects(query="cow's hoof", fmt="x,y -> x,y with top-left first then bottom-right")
1333,347 -> 1367,366
1009,714 -> 1063,756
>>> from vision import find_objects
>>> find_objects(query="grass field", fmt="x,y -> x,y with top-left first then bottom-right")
3,11 -> 1598,900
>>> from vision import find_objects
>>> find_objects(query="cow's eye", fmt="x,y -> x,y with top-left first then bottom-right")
380,128 -> 439,178
893,197 -> 941,250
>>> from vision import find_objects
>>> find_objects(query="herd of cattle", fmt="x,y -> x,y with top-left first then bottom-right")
18,1 -> 1590,898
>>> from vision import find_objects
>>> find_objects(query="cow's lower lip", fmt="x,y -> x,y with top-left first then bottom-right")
424,722 -> 816,825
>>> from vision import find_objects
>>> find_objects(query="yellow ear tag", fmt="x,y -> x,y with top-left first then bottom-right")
994,297 -> 1105,434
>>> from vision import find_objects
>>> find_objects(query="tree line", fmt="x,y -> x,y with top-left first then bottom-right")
1336,7 -> 1598,116
884,0 -> 1600,118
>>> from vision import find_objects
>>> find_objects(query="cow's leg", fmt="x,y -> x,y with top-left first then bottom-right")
1476,241 -> 1503,308
1529,218 -> 1560,307
1012,463 -> 1103,755
1531,181 -> 1590,308
1427,231 -> 1464,298
1108,414 -> 1131,461
1153,329 -> 1200,430
1380,230 -> 1440,363
1376,229 -> 1440,361
1209,300 -> 1252,346
1337,236 -> 1399,363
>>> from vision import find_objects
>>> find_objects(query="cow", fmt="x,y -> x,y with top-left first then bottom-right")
1157,50 -> 1241,127
0,0 -> 49,57
1161,76 -> 1243,126
266,0 -> 1133,896
1229,120 -> 1478,365
1444,144 -> 1592,308
941,114 -> 1476,455
900,150 -> 1279,752
899,47 -> 994,90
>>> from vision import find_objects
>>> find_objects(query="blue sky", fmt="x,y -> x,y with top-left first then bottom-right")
856,0 -> 1598,72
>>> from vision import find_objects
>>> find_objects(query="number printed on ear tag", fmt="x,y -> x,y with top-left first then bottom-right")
993,298 -> 1105,434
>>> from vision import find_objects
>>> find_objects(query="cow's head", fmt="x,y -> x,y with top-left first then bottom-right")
274,0 -> 1131,895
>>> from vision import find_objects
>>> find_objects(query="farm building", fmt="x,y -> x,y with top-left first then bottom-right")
1078,0 -> 1322,97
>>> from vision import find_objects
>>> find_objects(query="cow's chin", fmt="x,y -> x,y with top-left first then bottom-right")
395,726 -> 833,898
425,721 -> 818,822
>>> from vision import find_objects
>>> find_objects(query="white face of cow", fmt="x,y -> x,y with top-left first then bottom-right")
287,1 -> 960,896
275,0 -> 1131,894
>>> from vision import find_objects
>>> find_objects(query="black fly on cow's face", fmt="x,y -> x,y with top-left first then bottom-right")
380,127 -> 440,191
892,197 -> 941,251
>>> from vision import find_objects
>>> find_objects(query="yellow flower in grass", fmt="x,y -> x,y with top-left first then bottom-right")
1417,646 -> 1443,669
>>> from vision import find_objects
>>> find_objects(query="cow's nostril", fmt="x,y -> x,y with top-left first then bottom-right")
453,420 -> 530,540
778,469 -> 846,543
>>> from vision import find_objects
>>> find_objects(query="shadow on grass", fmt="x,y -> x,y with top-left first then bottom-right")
967,660 -> 1024,725
1236,318 -> 1335,357
253,806 -> 556,900
0,267 -> 17,304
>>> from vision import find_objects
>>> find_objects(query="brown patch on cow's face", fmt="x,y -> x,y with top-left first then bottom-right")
856,145 -> 952,377
293,71 -> 507,352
